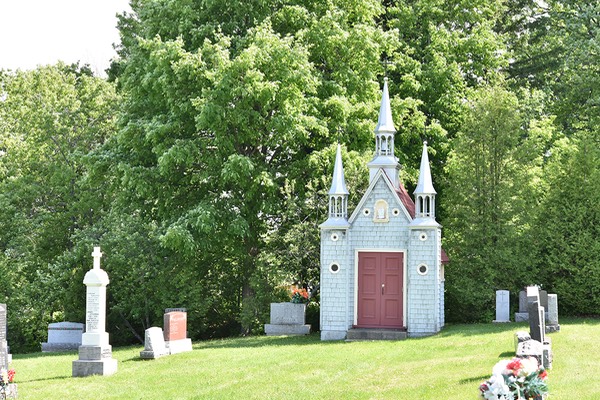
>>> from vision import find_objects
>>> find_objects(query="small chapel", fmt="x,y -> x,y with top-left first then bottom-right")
319,79 -> 448,340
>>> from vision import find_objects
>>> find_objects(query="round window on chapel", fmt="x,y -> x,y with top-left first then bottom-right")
329,263 -> 340,274
417,264 -> 428,276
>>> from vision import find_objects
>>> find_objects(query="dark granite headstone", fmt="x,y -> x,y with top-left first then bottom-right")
539,290 -> 548,311
527,287 -> 545,343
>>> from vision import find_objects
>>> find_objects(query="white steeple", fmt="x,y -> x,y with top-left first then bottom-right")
375,78 -> 396,135
414,141 -> 436,196
368,78 -> 400,188
329,144 -> 349,196
411,141 -> 438,225
320,144 -> 350,230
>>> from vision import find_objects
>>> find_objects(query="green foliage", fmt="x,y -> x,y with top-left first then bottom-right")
443,85 -> 552,322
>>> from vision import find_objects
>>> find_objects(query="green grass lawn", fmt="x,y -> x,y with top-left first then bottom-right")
10,317 -> 600,399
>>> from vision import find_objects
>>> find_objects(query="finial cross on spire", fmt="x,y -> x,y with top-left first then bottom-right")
92,246 -> 103,270
381,58 -> 393,78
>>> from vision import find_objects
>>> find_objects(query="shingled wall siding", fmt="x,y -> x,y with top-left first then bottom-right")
407,227 -> 442,337
320,229 -> 351,340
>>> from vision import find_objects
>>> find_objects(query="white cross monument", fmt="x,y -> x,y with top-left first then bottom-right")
72,246 -> 118,377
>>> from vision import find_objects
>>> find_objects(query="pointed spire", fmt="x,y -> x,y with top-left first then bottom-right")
375,78 -> 396,134
320,144 -> 350,230
414,141 -> 436,195
368,78 -> 400,188
411,141 -> 439,224
329,144 -> 349,195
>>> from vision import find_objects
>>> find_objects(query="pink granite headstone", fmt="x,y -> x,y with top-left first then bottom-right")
163,311 -> 187,342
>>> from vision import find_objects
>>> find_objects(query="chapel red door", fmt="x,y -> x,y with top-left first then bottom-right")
357,252 -> 404,328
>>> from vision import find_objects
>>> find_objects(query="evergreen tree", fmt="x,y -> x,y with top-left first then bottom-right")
443,86 -> 551,322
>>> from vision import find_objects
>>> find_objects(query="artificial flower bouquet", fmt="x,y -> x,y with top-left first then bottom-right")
479,357 -> 548,400
290,288 -> 309,304
0,368 -> 16,399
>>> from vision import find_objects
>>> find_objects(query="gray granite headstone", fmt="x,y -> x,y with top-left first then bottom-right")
515,290 -> 529,322
165,308 -> 187,313
518,290 -> 528,312
494,290 -> 510,322
516,339 -> 543,366
0,303 -> 10,369
42,322 -> 84,352
546,294 -> 560,333
264,303 -> 310,336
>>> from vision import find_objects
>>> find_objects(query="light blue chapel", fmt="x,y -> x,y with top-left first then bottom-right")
319,79 -> 447,340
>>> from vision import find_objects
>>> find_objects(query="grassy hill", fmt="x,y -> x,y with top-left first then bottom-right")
11,318 -> 600,399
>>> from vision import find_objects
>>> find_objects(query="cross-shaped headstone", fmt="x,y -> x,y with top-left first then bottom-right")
92,247 -> 103,269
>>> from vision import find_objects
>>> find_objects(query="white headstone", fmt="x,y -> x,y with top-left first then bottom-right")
140,327 -> 169,359
494,290 -> 510,323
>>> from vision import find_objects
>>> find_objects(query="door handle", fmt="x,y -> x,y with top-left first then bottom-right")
381,283 -> 385,295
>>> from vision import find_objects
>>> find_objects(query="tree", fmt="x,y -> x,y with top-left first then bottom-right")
443,85 -> 552,322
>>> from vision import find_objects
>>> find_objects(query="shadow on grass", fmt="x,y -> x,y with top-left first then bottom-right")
18,375 -> 72,383
498,351 -> 514,358
13,351 -> 77,360
436,321 -> 531,338
459,375 -> 489,384
197,333 -> 328,350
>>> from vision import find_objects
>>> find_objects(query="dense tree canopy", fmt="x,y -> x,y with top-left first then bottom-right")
0,64 -> 118,351
0,0 -> 599,351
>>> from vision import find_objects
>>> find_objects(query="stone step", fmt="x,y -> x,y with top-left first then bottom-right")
346,328 -> 407,341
